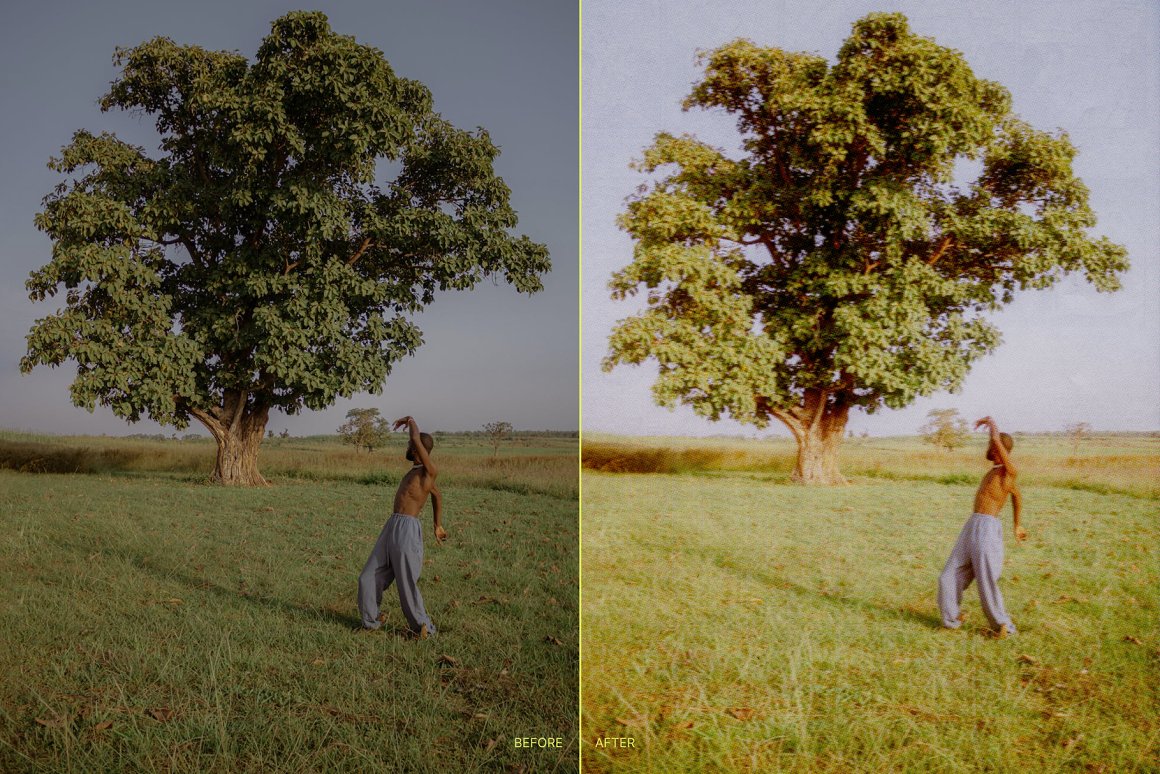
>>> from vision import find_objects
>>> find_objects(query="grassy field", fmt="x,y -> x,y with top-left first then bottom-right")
581,434 -> 1158,773
0,430 -> 578,501
583,432 -> 1159,500
0,431 -> 578,772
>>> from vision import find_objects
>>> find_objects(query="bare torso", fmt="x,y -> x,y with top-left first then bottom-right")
973,465 -> 1014,516
393,466 -> 434,516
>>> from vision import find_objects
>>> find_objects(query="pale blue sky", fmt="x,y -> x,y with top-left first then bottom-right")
582,0 -> 1159,436
0,1 -> 578,436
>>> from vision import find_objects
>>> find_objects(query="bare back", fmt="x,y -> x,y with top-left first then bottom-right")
393,466 -> 435,516
973,465 -> 1015,516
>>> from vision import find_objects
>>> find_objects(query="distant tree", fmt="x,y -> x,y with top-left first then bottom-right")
339,408 -> 390,453
1064,421 -> 1092,456
919,409 -> 970,452
604,13 -> 1127,485
482,420 -> 513,456
267,430 -> 275,440
21,11 -> 549,486
279,429 -> 289,439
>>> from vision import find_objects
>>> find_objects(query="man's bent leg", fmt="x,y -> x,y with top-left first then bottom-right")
938,521 -> 975,628
973,518 -> 1016,634
387,515 -> 436,636
357,520 -> 396,630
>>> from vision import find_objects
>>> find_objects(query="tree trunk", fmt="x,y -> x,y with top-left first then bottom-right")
793,419 -> 848,485
777,390 -> 850,485
192,399 -> 270,486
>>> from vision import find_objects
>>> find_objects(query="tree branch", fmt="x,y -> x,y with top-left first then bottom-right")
195,153 -> 211,185
141,233 -> 204,267
806,387 -> 829,430
188,406 -> 224,441
229,389 -> 247,435
176,232 -> 204,268
347,236 -> 374,267
927,234 -> 954,267
770,407 -> 803,442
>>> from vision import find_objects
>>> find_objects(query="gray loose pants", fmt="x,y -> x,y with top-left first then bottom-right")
938,513 -> 1016,633
358,513 -> 436,634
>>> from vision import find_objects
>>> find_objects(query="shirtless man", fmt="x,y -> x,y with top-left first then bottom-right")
357,415 -> 447,637
937,416 -> 1026,637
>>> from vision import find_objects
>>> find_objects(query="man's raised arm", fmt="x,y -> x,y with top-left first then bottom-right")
393,415 -> 438,477
976,416 -> 1017,476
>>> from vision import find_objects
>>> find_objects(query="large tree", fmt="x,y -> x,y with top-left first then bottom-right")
23,12 -> 549,485
604,13 -> 1127,484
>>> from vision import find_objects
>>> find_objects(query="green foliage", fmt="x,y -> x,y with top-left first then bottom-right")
605,13 -> 1127,438
337,407 -> 389,453
919,408 -> 970,452
22,12 -> 549,441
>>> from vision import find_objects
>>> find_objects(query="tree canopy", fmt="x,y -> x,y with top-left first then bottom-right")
604,13 -> 1127,484
920,409 -> 970,452
482,420 -> 513,455
22,11 -> 550,484
338,408 -> 390,453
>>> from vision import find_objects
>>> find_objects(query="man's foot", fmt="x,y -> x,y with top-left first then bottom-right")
992,623 -> 1014,639
377,612 -> 387,624
419,623 -> 429,640
957,612 -> 967,623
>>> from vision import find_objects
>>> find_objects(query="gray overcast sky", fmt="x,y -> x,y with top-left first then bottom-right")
1,0 -> 577,436
582,0 -> 1160,437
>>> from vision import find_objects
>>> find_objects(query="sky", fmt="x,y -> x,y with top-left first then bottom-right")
582,0 -> 1160,437
0,0 -> 578,436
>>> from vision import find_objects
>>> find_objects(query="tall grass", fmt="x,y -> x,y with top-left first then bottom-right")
582,433 -> 1159,499
0,430 -> 578,500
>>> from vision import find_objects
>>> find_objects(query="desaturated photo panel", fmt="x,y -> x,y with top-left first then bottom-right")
0,2 -> 578,771
581,1 -> 1158,771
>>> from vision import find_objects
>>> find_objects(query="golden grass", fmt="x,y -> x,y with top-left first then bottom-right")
0,430 -> 578,499
582,433 -> 1160,499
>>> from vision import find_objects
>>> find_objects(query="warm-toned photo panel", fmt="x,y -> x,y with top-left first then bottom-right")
581,1 -> 1158,771
1,2 -> 578,772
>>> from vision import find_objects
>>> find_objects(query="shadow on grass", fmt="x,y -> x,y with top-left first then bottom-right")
132,553 -> 363,630
51,534 -> 363,631
639,535 -> 944,630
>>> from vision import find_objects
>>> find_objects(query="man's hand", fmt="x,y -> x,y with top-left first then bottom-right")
1015,526 -> 1028,542
435,525 -> 448,543
975,416 -> 995,431
392,415 -> 413,431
